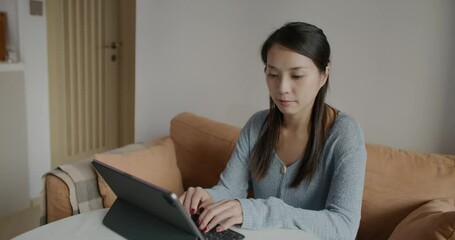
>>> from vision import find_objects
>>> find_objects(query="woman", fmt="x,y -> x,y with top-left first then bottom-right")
179,22 -> 367,240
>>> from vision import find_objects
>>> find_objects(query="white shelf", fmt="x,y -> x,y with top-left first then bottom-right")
0,62 -> 25,72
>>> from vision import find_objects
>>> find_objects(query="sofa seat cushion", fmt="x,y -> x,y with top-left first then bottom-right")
358,144 -> 455,240
170,112 -> 241,190
94,137 -> 184,208
389,198 -> 455,240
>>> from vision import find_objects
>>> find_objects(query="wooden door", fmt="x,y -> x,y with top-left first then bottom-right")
47,0 -> 135,167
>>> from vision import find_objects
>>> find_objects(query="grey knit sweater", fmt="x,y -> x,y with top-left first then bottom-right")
206,110 -> 367,240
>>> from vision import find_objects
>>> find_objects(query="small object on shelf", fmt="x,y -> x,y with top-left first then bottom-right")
7,47 -> 18,63
0,12 -> 7,61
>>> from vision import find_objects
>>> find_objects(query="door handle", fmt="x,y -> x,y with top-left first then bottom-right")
104,42 -> 122,49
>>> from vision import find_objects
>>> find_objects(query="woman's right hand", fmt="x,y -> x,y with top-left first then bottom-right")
179,187 -> 213,215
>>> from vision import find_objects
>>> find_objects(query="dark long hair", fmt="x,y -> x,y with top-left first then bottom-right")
250,22 -> 331,187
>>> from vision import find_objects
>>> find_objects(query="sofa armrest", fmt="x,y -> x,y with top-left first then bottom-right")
45,142 -> 155,223
389,198 -> 455,240
45,174 -> 72,223
45,157 -> 103,224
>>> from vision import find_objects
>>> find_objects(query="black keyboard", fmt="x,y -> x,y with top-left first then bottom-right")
191,214 -> 245,240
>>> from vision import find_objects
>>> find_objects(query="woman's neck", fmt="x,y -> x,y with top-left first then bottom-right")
282,109 -> 312,134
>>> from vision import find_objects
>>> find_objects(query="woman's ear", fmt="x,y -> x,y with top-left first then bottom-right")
320,66 -> 330,87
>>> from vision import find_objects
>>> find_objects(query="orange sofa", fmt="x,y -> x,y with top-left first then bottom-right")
45,112 -> 455,240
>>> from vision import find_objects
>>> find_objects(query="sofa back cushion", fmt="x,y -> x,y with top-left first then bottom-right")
170,112 -> 241,190
94,137 -> 184,208
358,144 -> 455,240
388,198 -> 455,240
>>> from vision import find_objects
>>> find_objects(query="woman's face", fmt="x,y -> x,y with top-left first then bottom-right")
266,44 -> 328,119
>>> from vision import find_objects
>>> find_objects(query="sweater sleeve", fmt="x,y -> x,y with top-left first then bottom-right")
205,112 -> 260,202
239,145 -> 367,240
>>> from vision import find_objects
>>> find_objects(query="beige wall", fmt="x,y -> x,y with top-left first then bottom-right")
135,0 -> 455,154
0,70 -> 29,218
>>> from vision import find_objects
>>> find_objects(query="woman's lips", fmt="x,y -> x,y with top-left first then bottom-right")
277,100 -> 294,107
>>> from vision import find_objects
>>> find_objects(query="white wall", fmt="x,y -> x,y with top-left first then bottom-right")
136,0 -> 455,154
18,0 -> 51,199
0,70 -> 29,218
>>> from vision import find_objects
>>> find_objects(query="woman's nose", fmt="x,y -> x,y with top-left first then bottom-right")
277,77 -> 291,94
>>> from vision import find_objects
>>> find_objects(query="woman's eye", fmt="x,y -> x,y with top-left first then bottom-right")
267,74 -> 278,78
292,75 -> 304,80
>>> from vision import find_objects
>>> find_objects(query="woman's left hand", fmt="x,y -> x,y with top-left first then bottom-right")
197,199 -> 243,233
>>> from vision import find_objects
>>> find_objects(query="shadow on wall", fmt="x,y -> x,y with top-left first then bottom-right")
440,4 -> 455,155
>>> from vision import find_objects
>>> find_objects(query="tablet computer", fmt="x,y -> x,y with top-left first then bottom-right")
92,160 -> 244,240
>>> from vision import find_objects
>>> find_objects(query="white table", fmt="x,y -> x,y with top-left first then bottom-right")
13,209 -> 316,240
